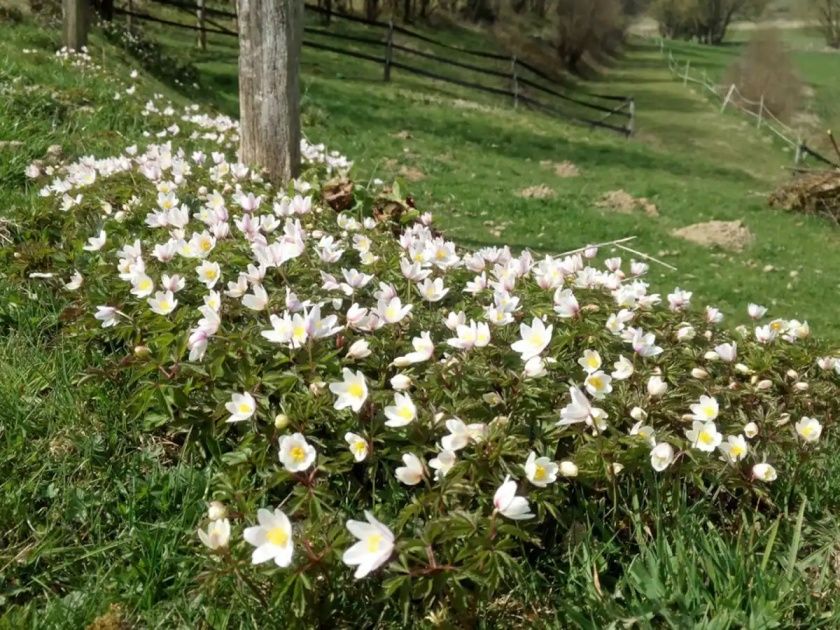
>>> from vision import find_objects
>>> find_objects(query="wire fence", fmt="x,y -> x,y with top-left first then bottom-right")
110,0 -> 635,136
655,38 -> 838,168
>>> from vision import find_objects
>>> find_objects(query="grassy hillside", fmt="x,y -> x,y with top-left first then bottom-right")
130,10 -> 840,339
1,12 -> 839,627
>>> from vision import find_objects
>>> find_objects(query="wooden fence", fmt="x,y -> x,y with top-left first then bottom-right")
111,0 -> 635,136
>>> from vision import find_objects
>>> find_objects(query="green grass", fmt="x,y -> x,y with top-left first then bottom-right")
2,14 -> 840,627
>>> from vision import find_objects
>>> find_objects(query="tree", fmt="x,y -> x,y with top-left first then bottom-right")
807,0 -> 840,47
237,0 -> 302,183
652,0 -> 768,44
62,0 -> 89,50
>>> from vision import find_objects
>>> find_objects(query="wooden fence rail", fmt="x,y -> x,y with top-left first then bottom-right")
114,0 -> 635,136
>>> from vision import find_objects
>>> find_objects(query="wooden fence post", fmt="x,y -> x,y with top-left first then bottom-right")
627,97 -> 635,137
383,19 -> 394,82
196,0 -> 207,50
756,94 -> 764,128
720,84 -> 735,112
794,140 -> 802,165
511,55 -> 518,109
127,0 -> 133,31
683,60 -> 690,85
62,0 -> 89,51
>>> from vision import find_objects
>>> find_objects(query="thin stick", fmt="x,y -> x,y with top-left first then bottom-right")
556,236 -> 637,257
615,243 -> 677,271
828,130 -> 840,165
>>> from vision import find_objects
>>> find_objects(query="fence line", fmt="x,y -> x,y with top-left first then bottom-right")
656,37 -> 837,167
120,0 -> 634,135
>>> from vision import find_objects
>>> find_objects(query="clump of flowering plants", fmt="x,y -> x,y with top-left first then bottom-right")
13,90 -> 839,621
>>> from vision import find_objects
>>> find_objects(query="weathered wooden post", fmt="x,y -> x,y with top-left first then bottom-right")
757,94 -> 764,128
720,84 -> 735,113
62,0 -> 89,51
237,0 -> 303,182
383,19 -> 394,82
511,55 -> 518,109
126,0 -> 133,31
627,97 -> 635,137
197,0 -> 207,50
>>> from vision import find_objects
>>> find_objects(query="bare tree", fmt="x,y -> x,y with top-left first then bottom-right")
808,0 -> 840,47
652,0 -> 767,44
237,0 -> 302,182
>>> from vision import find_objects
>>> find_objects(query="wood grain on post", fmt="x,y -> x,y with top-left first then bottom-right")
197,0 -> 207,50
237,0 -> 303,183
62,0 -> 89,51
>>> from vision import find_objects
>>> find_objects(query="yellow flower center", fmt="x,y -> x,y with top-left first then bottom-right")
702,405 -> 716,418
200,240 -> 212,252
534,465 -> 546,481
348,383 -> 364,399
366,533 -> 382,553
589,376 -> 603,390
138,279 -> 152,290
205,269 -> 217,279
385,306 -> 397,320
290,445 -> 306,462
587,357 -> 599,369
801,425 -> 814,437
730,444 -> 745,457
352,441 -> 366,455
529,333 -> 544,347
267,527 -> 288,546
292,325 -> 306,339
397,406 -> 413,420
159,301 -> 170,311
238,403 -> 251,414
699,431 -> 715,445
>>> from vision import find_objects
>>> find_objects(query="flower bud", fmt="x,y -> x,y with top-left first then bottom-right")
309,381 -> 326,395
786,369 -> 798,379
756,379 -> 772,390
735,363 -> 751,374
704,351 -> 719,361
134,345 -> 151,358
647,375 -> 668,397
775,413 -> 791,426
744,422 -> 759,438
611,462 -> 624,476
691,368 -> 708,380
274,413 -> 290,430
630,406 -> 647,422
583,246 -> 598,258
390,374 -> 412,391
207,501 -> 227,520
793,381 -> 809,391
559,461 -> 578,477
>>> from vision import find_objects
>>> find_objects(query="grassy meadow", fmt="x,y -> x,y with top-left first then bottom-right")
1,7 -> 840,627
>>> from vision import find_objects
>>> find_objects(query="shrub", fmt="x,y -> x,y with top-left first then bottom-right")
9,49 -> 840,624
722,28 -> 803,124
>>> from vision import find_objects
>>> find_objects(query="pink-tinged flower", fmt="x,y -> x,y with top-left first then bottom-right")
493,476 -> 534,520
342,511 -> 395,579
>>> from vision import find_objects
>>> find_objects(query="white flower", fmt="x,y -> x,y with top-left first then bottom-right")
650,442 -> 675,471
714,342 -> 737,362
94,305 -> 120,328
611,355 -> 634,380
676,324 -> 696,341
441,418 -> 485,451
378,296 -> 412,324
278,432 -> 317,472
558,386 -> 608,431
196,260 -> 221,288
559,461 -> 578,477
208,501 -> 227,520
225,392 -> 256,423
390,374 -> 412,390
690,395 -> 719,422
752,463 -> 777,482
417,277 -> 449,302
392,331 -> 434,366
718,434 -> 748,463
667,287 -> 692,311
578,349 -> 602,374
524,451 -> 558,487
523,356 -> 548,379
198,518 -> 230,550
584,370 -> 613,399
630,406 -> 647,422
384,393 -> 417,428
510,317 -> 552,361
346,339 -> 371,360
748,303 -> 767,319
685,420 -> 722,452
795,416 -> 822,443
342,511 -> 395,579
243,508 -> 294,567
329,368 -> 369,412
429,449 -> 456,480
395,453 -> 424,485
130,272 -> 155,298
64,270 -> 83,291
345,432 -> 369,462
744,422 -> 759,438
647,375 -> 668,397
242,284 -> 269,311
553,288 -> 580,318
83,230 -> 107,251
493,476 -> 534,520
147,290 -> 177,315
446,320 -> 490,351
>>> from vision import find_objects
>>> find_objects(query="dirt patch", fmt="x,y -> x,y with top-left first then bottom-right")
517,185 -> 555,200
596,189 -> 659,217
540,160 -> 580,178
393,130 -> 412,140
399,166 -> 425,182
769,170 -> 840,222
672,220 -> 754,252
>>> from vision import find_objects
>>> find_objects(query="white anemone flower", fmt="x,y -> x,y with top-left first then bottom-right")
329,368 -> 368,412
429,449 -> 457,481
198,518 -> 230,550
578,349 -> 602,374
384,393 -> 417,428
147,290 -> 177,315
524,451 -> 558,488
345,432 -> 369,462
718,434 -> 748,463
795,416 -> 822,443
243,508 -> 294,567
278,432 -> 317,472
690,395 -> 719,422
83,229 -> 107,251
395,453 -> 424,485
342,511 -> 395,579
611,355 -> 634,380
492,476 -> 534,520
510,317 -> 552,361
650,442 -> 675,472
225,392 -> 256,423
685,420 -> 722,452
752,463 -> 777,482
